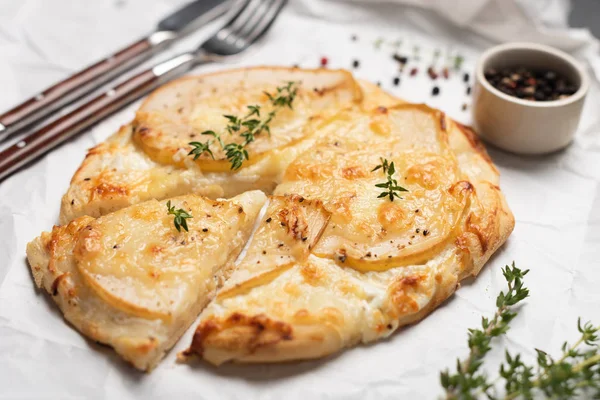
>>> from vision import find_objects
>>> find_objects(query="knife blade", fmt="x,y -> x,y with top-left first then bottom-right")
158,0 -> 230,33
0,0 -> 229,141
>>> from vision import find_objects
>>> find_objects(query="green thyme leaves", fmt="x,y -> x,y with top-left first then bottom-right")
187,81 -> 298,171
188,140 -> 214,160
372,157 -> 408,201
441,262 -> 600,399
166,200 -> 192,232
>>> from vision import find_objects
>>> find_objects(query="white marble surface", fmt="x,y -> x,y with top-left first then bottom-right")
0,1 -> 599,399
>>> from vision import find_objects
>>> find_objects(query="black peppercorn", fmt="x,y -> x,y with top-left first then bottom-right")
432,86 -> 440,96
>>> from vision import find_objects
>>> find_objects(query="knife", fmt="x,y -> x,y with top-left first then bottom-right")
0,0 -> 229,141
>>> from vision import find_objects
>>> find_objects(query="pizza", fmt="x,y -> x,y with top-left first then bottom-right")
26,67 -> 514,371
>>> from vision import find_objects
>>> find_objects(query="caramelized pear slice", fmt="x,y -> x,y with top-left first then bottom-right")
75,191 -> 266,320
277,104 -> 472,271
132,68 -> 362,171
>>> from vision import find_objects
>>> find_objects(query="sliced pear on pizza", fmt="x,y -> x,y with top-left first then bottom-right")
26,190 -> 266,371
276,104 -> 471,271
60,67 -> 362,223
133,67 -> 362,172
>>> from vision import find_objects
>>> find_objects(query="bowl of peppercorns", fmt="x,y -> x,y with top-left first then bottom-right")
473,42 -> 589,154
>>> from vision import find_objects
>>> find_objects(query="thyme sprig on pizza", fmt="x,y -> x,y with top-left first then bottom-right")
166,200 -> 193,232
188,81 -> 298,170
372,157 -> 408,201
441,263 -> 600,399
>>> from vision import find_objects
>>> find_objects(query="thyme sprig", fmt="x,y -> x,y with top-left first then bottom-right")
441,263 -> 529,399
166,200 -> 192,232
441,263 -> 600,399
187,81 -> 298,170
372,157 -> 408,201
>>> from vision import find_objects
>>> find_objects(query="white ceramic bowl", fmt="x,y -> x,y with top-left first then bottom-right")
473,42 -> 589,155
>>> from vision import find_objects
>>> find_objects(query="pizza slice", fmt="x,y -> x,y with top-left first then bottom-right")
27,190 -> 267,371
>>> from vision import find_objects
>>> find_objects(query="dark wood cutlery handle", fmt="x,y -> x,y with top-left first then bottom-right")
0,68 -> 159,182
0,38 -> 153,136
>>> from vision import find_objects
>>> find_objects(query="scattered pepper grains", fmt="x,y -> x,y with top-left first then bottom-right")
462,103 -> 468,111
442,67 -> 450,79
352,59 -> 360,69
410,67 -> 418,77
393,54 -> 408,65
463,72 -> 470,82
466,86 -> 472,95
427,66 -> 438,80
393,76 -> 400,86
432,86 -> 440,96
351,34 -> 358,42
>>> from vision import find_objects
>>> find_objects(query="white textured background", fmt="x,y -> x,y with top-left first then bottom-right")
0,1 -> 599,399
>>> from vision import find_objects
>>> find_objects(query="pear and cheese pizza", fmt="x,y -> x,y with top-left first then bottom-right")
27,67 -> 514,371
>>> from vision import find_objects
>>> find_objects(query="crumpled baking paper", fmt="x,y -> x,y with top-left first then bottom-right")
0,0 -> 599,398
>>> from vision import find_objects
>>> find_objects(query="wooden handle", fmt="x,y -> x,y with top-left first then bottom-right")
0,69 -> 159,182
0,38 -> 152,134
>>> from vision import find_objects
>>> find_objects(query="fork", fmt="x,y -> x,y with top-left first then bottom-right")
0,0 -> 287,182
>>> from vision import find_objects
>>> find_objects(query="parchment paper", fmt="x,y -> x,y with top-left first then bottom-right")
1,1 -> 599,398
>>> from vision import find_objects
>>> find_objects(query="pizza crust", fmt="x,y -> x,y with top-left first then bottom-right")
29,67 -> 514,370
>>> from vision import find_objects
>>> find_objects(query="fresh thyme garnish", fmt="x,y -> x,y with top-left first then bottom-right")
372,157 -> 408,201
188,81 -> 298,170
166,200 -> 192,232
188,141 -> 214,160
223,142 -> 248,171
441,262 -> 600,399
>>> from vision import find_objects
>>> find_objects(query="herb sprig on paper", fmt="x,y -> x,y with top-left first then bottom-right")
372,157 -> 408,201
441,263 -> 600,399
188,81 -> 298,170
166,200 -> 192,232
